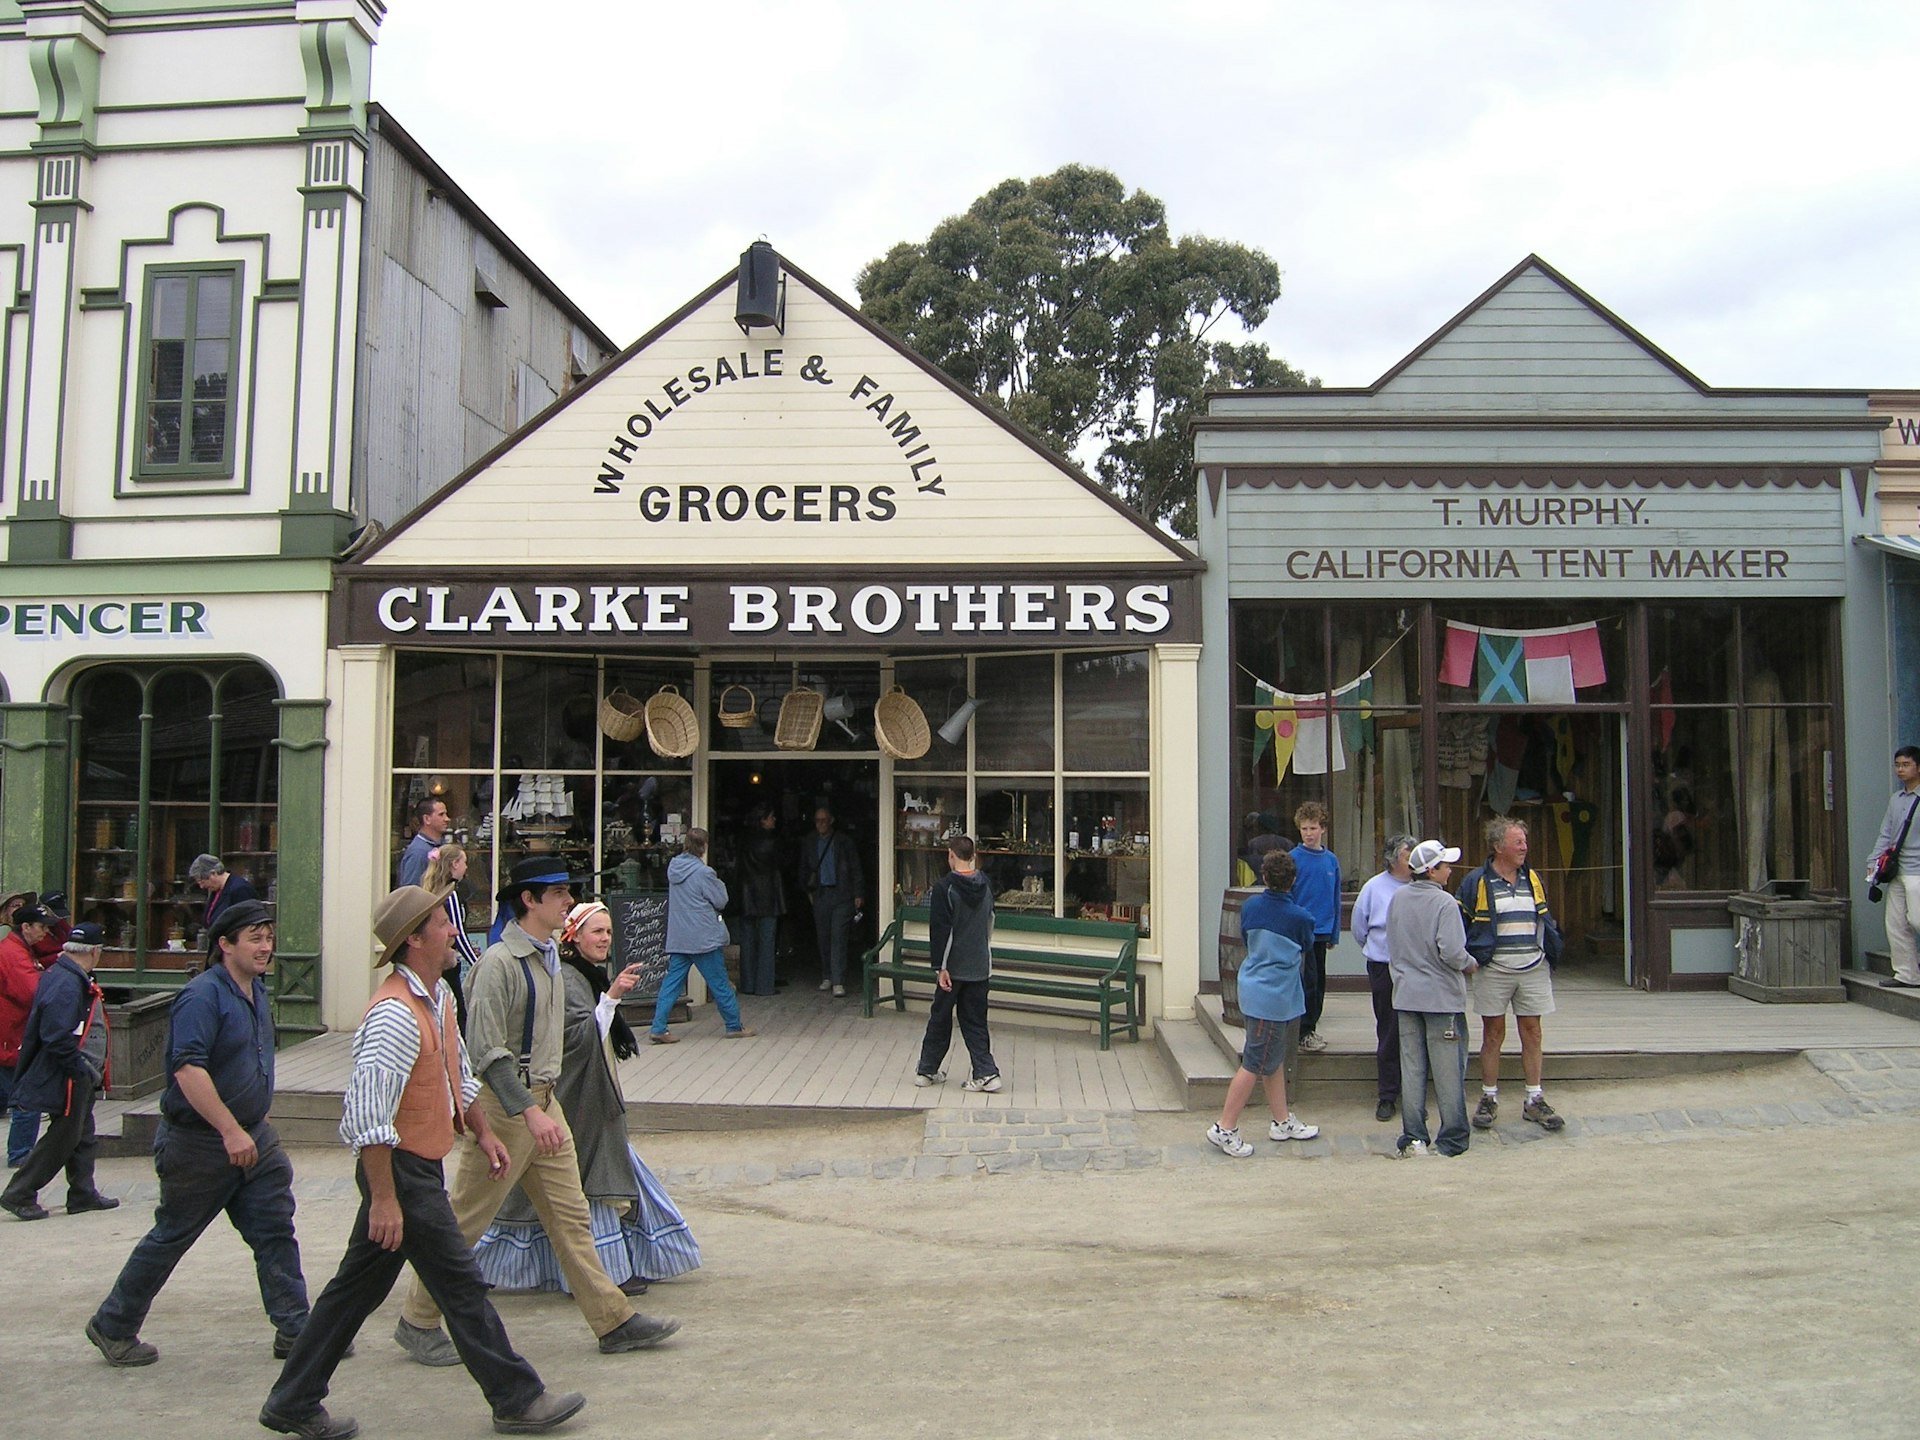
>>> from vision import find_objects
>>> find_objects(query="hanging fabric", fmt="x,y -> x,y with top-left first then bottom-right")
1440,620 -> 1607,702
1250,673 -> 1372,782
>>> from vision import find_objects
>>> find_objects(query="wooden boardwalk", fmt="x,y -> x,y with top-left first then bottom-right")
98,974 -> 1920,1145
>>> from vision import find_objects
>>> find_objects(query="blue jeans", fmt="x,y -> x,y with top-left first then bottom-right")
1398,1011 -> 1470,1156
651,948 -> 744,1034
738,916 -> 778,995
1,1064 -> 42,1165
91,1119 -> 309,1341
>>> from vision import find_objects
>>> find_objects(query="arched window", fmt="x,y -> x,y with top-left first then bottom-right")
72,661 -> 280,974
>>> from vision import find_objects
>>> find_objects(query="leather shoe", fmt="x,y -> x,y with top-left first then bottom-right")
618,1273 -> 650,1296
1375,1098 -> 1396,1122
722,1026 -> 756,1038
67,1191 -> 120,1213
597,1312 -> 682,1352
1,1198 -> 48,1221
648,1032 -> 678,1044
1882,977 -> 1920,989
86,1318 -> 158,1367
393,1318 -> 460,1367
493,1389 -> 587,1434
258,1405 -> 359,1439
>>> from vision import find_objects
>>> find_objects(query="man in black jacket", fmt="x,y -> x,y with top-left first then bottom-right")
799,805 -> 864,998
913,836 -> 1000,1093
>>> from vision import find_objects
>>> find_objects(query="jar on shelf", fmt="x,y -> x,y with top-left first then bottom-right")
93,815 -> 114,849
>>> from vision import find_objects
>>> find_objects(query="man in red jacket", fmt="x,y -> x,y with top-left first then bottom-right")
1,904 -> 51,1165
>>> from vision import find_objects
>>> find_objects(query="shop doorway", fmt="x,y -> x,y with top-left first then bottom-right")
708,756 -> 881,987
1432,710 -> 1630,985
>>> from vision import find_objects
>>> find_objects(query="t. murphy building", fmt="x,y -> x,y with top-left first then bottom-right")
1192,256 -> 1888,993
323,245 -> 1206,1030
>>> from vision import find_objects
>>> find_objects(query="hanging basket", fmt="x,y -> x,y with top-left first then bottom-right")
873,686 -> 931,760
717,683 -> 758,729
598,686 -> 646,744
774,687 -> 824,751
644,684 -> 699,759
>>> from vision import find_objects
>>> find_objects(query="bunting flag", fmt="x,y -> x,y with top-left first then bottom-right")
1250,673 -> 1372,781
1441,621 -> 1607,703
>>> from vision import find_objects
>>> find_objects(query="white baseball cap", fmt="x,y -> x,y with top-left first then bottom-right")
1408,840 -> 1462,875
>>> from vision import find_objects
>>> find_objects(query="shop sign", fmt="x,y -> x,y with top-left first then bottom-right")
0,598 -> 209,639
336,573 -> 1199,649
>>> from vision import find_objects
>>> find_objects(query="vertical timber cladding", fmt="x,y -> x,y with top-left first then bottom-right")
1220,466 -> 1847,599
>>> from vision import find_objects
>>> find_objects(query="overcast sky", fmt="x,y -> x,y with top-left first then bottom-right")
373,1 -> 1918,391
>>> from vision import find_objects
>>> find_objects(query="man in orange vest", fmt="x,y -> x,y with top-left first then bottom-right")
261,885 -> 585,1439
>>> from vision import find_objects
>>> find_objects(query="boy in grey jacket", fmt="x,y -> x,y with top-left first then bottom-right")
914,836 -> 1000,1092
1384,840 -> 1478,1157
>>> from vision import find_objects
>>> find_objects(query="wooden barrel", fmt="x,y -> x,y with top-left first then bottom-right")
1218,886 -> 1260,1026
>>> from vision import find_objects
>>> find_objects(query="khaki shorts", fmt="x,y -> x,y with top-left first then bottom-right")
1472,961 -> 1555,1017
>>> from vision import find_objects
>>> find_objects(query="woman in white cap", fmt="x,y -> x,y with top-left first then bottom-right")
472,900 -> 700,1296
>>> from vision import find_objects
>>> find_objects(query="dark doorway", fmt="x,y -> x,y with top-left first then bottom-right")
708,757 -> 881,988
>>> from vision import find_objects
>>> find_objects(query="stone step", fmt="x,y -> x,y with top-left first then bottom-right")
1840,967 -> 1920,1021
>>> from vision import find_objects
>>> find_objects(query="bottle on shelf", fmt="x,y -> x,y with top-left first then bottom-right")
1068,816 -> 1081,851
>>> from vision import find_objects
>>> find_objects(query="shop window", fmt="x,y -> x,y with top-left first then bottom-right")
72,662 -> 281,973
135,263 -> 239,477
501,656 -> 599,772
395,652 -> 496,772
1649,603 -> 1735,704
1740,603 -> 1830,705
603,660 -> 695,772
973,654 -> 1055,771
1064,651 -> 1148,772
1651,708 -> 1740,892
889,657 -> 969,773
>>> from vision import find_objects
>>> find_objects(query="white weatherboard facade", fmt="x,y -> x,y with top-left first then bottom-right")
327,254 -> 1205,1032
1194,259 -> 1887,992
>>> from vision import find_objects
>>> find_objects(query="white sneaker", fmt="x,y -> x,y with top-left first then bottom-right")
1206,1123 -> 1255,1158
1396,1139 -> 1434,1158
961,1073 -> 1002,1093
1270,1114 -> 1319,1142
831,984 -> 846,998
817,979 -> 832,992
1299,1031 -> 1329,1053
913,1070 -> 947,1088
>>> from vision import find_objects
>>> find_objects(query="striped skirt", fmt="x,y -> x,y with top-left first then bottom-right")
472,1144 -> 701,1291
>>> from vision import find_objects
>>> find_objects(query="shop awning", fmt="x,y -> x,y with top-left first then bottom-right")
1856,534 -> 1920,563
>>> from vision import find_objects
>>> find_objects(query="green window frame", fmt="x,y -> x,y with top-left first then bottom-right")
134,262 -> 241,479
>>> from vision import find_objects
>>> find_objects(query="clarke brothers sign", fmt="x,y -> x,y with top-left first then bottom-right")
336,572 -> 1200,650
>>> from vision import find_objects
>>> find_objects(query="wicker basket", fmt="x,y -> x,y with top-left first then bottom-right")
717,683 -> 758,729
644,684 -> 699,758
598,686 -> 646,743
873,686 -> 931,760
774,687 -> 824,751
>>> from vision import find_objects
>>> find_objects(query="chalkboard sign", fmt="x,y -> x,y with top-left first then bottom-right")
607,891 -> 670,1003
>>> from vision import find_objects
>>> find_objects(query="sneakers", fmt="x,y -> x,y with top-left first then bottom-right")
1206,1123 -> 1255,1158
86,1318 -> 158,1367
597,1312 -> 682,1353
961,1073 -> 1002,1093
493,1389 -> 587,1435
393,1318 -> 460,1367
831,984 -> 847,998
1522,1096 -> 1566,1132
1299,1031 -> 1329,1053
1472,1094 -> 1499,1130
913,1070 -> 947,1087
1396,1139 -> 1434,1158
1269,1114 -> 1319,1142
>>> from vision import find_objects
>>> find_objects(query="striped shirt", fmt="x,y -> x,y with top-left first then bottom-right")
340,965 -> 482,1154
1482,871 -> 1545,972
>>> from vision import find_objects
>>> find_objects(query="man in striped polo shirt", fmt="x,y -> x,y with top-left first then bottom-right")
1458,817 -> 1567,1133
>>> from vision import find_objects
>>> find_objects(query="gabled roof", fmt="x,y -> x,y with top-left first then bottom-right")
351,249 -> 1196,570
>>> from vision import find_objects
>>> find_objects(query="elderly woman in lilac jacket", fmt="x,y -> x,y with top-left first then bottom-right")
649,829 -> 755,1044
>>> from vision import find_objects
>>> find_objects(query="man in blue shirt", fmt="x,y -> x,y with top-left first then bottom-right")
396,798 -> 451,888
86,899 -> 312,1367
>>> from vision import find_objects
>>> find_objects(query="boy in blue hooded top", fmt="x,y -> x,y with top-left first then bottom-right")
1206,850 -> 1321,1157
1287,801 -> 1342,1053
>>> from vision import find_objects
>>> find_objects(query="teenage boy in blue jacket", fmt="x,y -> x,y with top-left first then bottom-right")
1288,802 -> 1342,1053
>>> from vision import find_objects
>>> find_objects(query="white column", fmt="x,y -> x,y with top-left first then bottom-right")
1151,643 -> 1202,1021
322,644 -> 393,1028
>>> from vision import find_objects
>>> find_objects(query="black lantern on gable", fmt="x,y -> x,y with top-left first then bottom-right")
735,240 -> 785,336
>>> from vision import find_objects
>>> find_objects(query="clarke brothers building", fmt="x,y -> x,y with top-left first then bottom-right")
1192,256 -> 1890,995
321,245 -> 1206,1033
0,0 -> 615,1032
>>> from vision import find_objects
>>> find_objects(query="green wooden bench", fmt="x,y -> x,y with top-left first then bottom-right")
860,906 -> 1142,1049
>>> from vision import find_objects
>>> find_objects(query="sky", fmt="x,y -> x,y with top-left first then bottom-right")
372,1 -> 1919,391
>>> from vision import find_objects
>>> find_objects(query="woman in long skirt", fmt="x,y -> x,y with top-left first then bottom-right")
472,900 -> 700,1293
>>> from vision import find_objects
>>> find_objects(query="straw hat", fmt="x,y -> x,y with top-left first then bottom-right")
373,883 -> 455,965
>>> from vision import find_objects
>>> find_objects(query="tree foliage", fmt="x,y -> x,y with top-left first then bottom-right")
857,165 -> 1314,535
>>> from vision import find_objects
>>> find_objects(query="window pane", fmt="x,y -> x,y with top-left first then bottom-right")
603,773 -> 694,891
1064,650 -> 1148,771
145,400 -> 182,465
394,652 -> 495,771
151,275 -> 189,339
195,272 -> 232,337
190,402 -> 226,462
150,339 -> 185,402
500,656 -> 598,771
1649,603 -> 1735,704
601,660 -> 694,771
973,654 -> 1054,770
1234,604 -> 1326,697
1065,778 -> 1151,934
193,338 -> 229,399
889,657 -> 967,773
392,775 -> 494,908
1652,708 -> 1740,891
1740,708 -> 1837,890
1741,603 -> 1831,704
977,778 -> 1055,914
